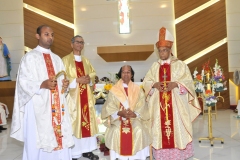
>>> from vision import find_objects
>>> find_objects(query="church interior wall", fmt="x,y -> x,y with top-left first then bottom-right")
174,0 -> 230,109
226,0 -> 240,106
0,0 -> 240,113
74,0 -> 175,83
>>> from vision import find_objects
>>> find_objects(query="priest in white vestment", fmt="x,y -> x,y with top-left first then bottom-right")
62,35 -> 99,160
10,25 -> 74,160
101,65 -> 151,160
143,27 -> 201,160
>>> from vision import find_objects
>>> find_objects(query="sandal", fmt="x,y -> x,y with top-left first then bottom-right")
82,152 -> 99,160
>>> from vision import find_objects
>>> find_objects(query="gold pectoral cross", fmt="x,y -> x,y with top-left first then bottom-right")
162,68 -> 168,82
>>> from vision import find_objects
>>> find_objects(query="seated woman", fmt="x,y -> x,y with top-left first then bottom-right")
101,65 -> 151,160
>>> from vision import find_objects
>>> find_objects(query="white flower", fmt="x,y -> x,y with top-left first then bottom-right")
193,70 -> 198,78
196,83 -> 204,92
216,83 -> 223,88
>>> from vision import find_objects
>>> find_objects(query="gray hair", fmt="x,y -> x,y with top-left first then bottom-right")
71,35 -> 83,43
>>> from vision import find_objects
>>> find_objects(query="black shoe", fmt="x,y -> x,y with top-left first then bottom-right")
0,126 -> 7,130
82,152 -> 99,160
72,159 -> 78,160
0,130 -> 2,133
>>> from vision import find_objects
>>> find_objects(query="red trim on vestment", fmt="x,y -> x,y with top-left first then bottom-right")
120,87 -> 133,155
43,53 -> 62,150
159,63 -> 174,148
75,61 -> 91,138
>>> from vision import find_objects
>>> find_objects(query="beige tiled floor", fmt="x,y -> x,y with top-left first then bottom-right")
1,109 -> 240,160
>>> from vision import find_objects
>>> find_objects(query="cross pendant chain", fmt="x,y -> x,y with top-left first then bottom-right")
162,68 -> 168,82
162,68 -> 168,90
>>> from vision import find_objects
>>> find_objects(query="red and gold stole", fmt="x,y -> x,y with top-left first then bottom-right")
159,63 -> 174,148
75,61 -> 91,138
43,53 -> 62,150
120,87 -> 133,156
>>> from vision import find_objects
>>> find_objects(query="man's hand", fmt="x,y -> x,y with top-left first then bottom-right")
127,110 -> 137,118
117,109 -> 136,119
167,82 -> 178,91
76,75 -> 90,84
153,82 -> 178,92
40,78 -> 57,90
62,79 -> 69,91
117,110 -> 128,118
153,82 -> 165,92
85,75 -> 90,83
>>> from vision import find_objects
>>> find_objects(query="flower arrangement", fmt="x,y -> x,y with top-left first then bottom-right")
202,60 -> 211,75
100,72 -> 119,84
212,59 -> 227,92
97,134 -> 109,155
94,72 -> 118,99
193,68 -> 204,93
192,59 -> 227,107
104,83 -> 113,92
97,134 -> 105,145
93,87 -> 108,99
204,89 -> 217,106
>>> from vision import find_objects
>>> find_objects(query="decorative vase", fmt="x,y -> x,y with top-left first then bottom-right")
206,103 -> 216,107
215,86 -> 224,92
195,89 -> 203,93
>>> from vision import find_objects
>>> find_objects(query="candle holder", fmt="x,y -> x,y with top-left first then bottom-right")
199,106 -> 224,146
206,72 -> 210,83
195,59 -> 226,146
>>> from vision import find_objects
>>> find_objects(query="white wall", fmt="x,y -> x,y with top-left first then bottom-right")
0,0 -> 237,104
74,0 -> 175,82
0,0 -> 24,81
226,0 -> 240,105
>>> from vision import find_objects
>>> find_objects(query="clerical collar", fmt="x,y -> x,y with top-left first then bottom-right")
35,45 -> 51,54
122,83 -> 128,88
74,55 -> 82,62
161,59 -> 170,65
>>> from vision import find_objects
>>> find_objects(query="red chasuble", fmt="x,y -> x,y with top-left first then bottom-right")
43,53 -> 62,150
120,88 -> 133,155
159,63 -> 174,148
75,61 -> 91,138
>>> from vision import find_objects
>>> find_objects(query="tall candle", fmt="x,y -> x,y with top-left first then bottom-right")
206,73 -> 210,81
207,84 -> 211,90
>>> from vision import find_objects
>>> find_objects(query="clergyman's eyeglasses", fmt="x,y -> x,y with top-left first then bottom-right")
75,41 -> 85,45
158,49 -> 169,53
